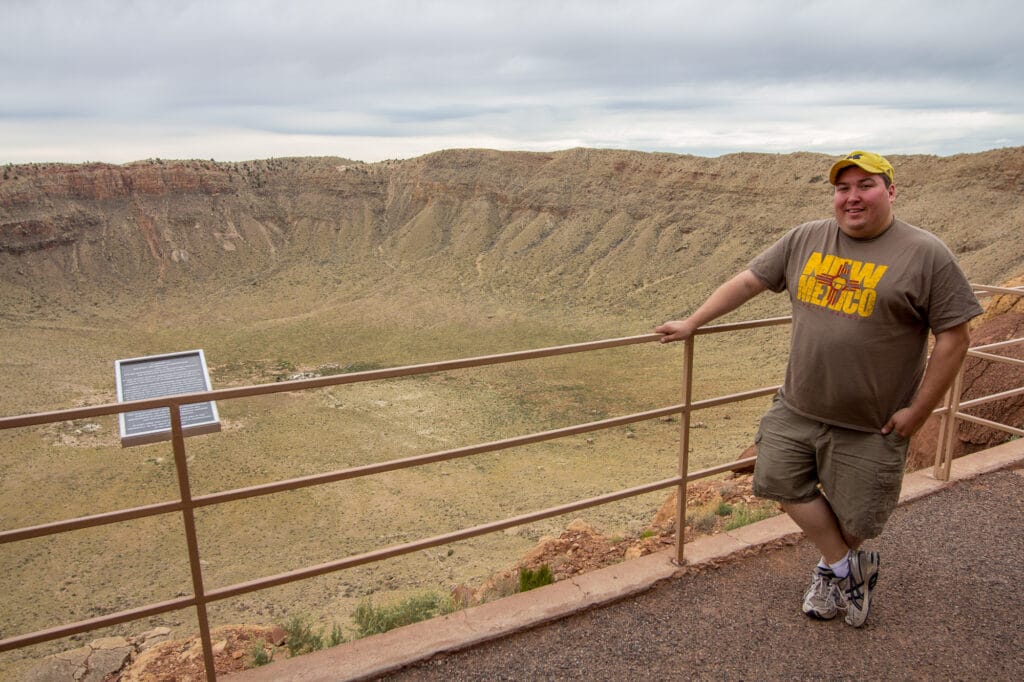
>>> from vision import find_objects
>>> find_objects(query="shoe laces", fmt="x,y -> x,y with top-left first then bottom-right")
834,585 -> 851,611
809,571 -> 841,610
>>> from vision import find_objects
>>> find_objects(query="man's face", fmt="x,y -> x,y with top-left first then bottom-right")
832,166 -> 896,239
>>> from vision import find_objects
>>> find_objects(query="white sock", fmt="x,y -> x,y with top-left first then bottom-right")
828,552 -> 851,579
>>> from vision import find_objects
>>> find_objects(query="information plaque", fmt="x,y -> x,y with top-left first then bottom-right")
115,349 -> 221,447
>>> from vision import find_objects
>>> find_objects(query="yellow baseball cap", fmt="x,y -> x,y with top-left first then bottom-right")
829,151 -> 895,185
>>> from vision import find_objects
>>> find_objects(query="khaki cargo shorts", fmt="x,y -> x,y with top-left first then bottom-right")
751,395 -> 909,540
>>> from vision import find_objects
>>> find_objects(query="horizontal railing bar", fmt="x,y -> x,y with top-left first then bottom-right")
204,476 -> 685,602
189,333 -> 665,401
692,316 -> 792,335
0,596 -> 194,653
0,333 -> 658,429
953,412 -> 1024,437
0,401 -> 146,428
192,409 -> 680,507
970,284 -> 1024,296
967,350 -> 1024,367
0,500 -> 183,545
688,456 -> 758,481
209,453 -> 770,602
687,385 -> 780,410
0,450 -> 770,647
0,451 -> 767,654
969,337 -> 1024,353
191,385 -> 780,509
0,386 -> 780,545
958,386 -> 1024,410
0,319 -> 794,431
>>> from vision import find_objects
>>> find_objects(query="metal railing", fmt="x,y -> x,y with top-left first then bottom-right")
934,284 -> 1024,478
2,285 -> 1021,680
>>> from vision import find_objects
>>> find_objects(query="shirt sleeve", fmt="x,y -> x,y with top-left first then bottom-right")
927,258 -> 985,333
748,229 -> 792,293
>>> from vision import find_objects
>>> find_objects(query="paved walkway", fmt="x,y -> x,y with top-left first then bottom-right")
233,440 -> 1024,681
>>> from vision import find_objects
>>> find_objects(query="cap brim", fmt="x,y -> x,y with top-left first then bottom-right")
828,160 -> 858,184
829,159 -> 891,185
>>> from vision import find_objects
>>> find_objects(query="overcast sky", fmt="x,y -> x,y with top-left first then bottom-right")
2,0 -> 1022,164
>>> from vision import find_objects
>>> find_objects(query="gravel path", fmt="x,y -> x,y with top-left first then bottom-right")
382,468 -> 1024,681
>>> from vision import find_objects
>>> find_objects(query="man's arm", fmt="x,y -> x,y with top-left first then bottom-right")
883,321 -> 972,437
655,269 -> 768,343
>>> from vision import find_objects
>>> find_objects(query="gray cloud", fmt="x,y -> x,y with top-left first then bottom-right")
2,0 -> 1022,163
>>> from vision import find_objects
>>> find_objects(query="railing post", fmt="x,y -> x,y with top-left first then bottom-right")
674,337 -> 695,565
933,388 -> 952,479
933,366 -> 965,482
169,404 -> 217,682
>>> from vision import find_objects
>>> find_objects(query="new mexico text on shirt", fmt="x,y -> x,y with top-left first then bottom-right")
795,252 -> 888,318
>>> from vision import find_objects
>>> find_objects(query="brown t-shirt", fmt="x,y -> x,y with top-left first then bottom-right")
748,217 -> 983,432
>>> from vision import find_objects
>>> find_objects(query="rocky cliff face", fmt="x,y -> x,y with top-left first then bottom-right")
4,147 -> 1022,315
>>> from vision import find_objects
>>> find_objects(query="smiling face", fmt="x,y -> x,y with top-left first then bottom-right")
832,166 -> 896,239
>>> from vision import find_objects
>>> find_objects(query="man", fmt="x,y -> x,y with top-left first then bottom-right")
656,151 -> 982,627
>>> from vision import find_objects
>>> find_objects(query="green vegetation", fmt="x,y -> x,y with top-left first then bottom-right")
248,615 -> 346,666
339,361 -> 388,374
282,615 -> 345,657
328,623 -> 345,648
686,497 -> 779,534
249,640 -> 274,667
352,592 -> 460,638
518,564 -> 554,592
723,501 -> 779,530
686,508 -> 718,534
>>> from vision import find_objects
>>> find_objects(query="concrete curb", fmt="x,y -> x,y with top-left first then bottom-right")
231,440 -> 1024,681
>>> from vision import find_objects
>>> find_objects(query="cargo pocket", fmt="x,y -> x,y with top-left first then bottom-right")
869,469 -> 904,537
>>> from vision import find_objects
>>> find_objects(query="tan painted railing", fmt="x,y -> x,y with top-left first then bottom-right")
934,284 -> 1024,478
2,285 -> 1020,681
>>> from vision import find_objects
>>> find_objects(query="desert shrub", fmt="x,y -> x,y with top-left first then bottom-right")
353,592 -> 457,638
341,361 -> 387,373
723,501 -> 779,530
686,508 -> 718,534
518,564 -> 554,592
283,615 -> 325,656
249,640 -> 274,667
479,573 -> 520,601
280,615 -> 345,656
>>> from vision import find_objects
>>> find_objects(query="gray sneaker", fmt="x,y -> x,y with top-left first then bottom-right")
802,565 -> 841,620
840,550 -> 880,627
